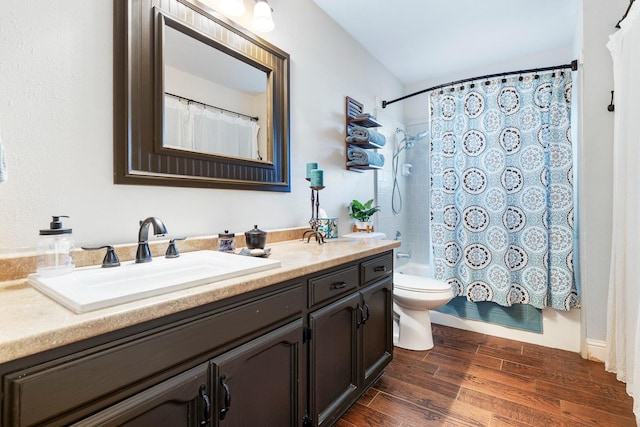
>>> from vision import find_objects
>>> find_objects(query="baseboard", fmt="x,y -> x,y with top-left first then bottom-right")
586,339 -> 606,362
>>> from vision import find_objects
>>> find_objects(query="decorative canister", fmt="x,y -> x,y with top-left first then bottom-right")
318,218 -> 339,239
219,230 -> 236,252
245,225 -> 267,249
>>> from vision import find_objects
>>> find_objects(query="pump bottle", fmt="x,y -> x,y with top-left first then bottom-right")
36,215 -> 75,276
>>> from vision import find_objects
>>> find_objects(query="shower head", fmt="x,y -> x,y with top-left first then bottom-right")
406,130 -> 428,145
395,128 -> 427,152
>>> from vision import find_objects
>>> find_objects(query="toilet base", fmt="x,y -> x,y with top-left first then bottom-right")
393,302 -> 435,351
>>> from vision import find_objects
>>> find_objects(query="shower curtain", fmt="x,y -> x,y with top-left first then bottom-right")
164,95 -> 260,159
430,71 -> 578,310
606,2 -> 640,423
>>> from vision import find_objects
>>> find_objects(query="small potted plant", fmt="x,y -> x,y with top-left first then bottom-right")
349,199 -> 380,232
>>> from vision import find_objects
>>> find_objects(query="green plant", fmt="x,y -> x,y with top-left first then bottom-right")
349,199 -> 381,222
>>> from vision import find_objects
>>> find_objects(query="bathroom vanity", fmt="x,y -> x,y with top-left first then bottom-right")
0,239 -> 398,426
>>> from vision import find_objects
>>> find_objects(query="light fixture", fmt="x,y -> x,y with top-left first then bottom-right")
252,0 -> 274,32
219,0 -> 245,16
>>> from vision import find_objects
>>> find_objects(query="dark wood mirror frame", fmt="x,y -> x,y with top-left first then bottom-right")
114,0 -> 290,191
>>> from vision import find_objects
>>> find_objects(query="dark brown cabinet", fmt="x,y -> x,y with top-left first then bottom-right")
360,277 -> 394,389
0,252 -> 393,427
212,320 -> 304,427
309,293 -> 360,427
309,253 -> 394,427
72,363 -> 211,427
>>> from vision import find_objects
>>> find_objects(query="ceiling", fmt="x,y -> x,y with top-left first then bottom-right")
311,0 -> 580,86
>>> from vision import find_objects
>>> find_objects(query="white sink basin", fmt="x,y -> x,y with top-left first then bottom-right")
27,250 -> 281,314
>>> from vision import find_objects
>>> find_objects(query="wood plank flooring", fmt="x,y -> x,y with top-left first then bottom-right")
337,324 -> 636,427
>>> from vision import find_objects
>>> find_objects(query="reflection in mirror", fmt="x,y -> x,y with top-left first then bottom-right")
163,25 -> 268,161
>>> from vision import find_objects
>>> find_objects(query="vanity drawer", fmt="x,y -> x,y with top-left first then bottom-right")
308,265 -> 359,308
3,284 -> 303,427
360,253 -> 393,286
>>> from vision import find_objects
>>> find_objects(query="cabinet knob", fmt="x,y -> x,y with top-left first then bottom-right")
373,266 -> 387,273
330,282 -> 347,290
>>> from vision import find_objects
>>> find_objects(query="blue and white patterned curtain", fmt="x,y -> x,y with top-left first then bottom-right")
430,71 -> 579,310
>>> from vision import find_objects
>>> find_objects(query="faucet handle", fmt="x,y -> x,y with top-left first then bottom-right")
81,245 -> 121,268
165,237 -> 186,258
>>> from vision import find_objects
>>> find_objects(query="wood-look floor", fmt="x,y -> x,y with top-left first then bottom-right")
337,324 -> 636,427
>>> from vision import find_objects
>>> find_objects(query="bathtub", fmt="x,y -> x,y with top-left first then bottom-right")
394,263 -> 451,295
396,263 -> 432,278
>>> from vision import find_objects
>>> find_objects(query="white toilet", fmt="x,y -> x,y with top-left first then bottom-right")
393,267 -> 454,351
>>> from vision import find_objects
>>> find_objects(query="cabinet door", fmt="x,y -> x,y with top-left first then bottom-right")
360,277 -> 394,388
212,319 -> 304,427
309,293 -> 360,427
71,363 -> 211,427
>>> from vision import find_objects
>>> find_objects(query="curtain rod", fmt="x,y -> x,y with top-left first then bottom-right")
164,92 -> 259,121
382,59 -> 579,109
616,0 -> 636,28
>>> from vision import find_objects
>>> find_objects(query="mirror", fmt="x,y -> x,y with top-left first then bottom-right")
114,0 -> 290,191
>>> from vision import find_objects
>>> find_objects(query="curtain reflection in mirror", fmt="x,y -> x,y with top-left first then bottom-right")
165,95 -> 261,160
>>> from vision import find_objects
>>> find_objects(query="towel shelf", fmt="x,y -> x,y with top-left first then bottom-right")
348,116 -> 383,128
347,164 -> 383,173
345,96 -> 383,171
347,141 -> 384,150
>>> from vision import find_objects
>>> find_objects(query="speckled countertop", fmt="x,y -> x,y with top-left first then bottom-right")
0,236 -> 399,364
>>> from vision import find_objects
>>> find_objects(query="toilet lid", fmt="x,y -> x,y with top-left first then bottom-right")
394,273 -> 452,293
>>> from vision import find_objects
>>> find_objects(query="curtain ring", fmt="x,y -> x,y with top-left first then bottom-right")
470,82 -> 475,88
459,85 -> 465,91
501,77 -> 507,83
484,80 -> 491,86
450,87 -> 455,92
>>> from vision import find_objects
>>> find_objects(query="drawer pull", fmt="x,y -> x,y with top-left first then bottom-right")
330,282 -> 347,290
373,266 -> 387,273
199,384 -> 211,425
219,375 -> 231,420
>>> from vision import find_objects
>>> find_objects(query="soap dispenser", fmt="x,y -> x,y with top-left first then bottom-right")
36,215 -> 75,276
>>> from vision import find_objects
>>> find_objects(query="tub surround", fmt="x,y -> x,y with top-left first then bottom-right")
0,232 -> 399,364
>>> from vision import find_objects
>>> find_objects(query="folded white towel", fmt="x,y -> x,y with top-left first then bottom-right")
0,129 -> 6,183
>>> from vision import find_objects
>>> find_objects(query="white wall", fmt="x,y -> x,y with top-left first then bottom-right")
0,0 -> 404,251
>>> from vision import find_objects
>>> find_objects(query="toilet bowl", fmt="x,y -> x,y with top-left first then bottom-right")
393,264 -> 454,351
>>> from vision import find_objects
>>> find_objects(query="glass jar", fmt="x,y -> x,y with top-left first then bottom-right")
219,230 -> 236,252
36,216 -> 75,276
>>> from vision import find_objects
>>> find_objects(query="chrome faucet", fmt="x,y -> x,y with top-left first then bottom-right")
396,251 -> 411,259
136,217 -> 168,263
